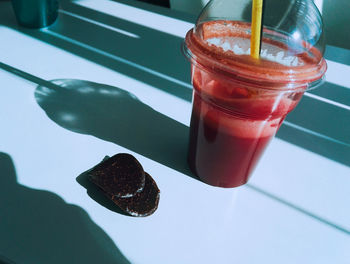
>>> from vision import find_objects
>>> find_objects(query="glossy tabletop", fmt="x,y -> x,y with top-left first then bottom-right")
0,0 -> 349,263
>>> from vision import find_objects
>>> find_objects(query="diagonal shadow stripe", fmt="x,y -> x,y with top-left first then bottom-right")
246,184 -> 350,236
308,81 -> 350,106
285,96 -> 350,145
325,45 -> 350,66
1,61 -> 348,237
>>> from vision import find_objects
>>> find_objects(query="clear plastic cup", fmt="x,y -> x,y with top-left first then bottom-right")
183,0 -> 327,188
12,0 -> 58,29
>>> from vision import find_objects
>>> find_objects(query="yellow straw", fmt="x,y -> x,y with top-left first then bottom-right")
251,0 -> 264,59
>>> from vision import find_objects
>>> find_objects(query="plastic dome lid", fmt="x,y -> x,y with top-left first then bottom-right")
183,0 -> 327,89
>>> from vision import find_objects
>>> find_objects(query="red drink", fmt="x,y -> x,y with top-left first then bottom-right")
184,20 -> 326,187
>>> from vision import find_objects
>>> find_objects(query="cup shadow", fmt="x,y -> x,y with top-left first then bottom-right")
35,79 -> 196,180
0,152 -> 131,264
1,0 -> 349,167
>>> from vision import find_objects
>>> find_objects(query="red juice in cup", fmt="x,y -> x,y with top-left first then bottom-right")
183,1 -> 327,188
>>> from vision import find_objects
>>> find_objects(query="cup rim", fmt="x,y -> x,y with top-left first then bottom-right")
183,21 -> 327,91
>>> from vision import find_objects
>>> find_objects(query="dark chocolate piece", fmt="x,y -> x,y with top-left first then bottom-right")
110,172 -> 160,217
88,153 -> 145,198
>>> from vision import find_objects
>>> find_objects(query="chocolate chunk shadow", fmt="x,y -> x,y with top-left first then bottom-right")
76,170 -> 130,216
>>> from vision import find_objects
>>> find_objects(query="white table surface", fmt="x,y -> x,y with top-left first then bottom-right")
1,0 -> 349,263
